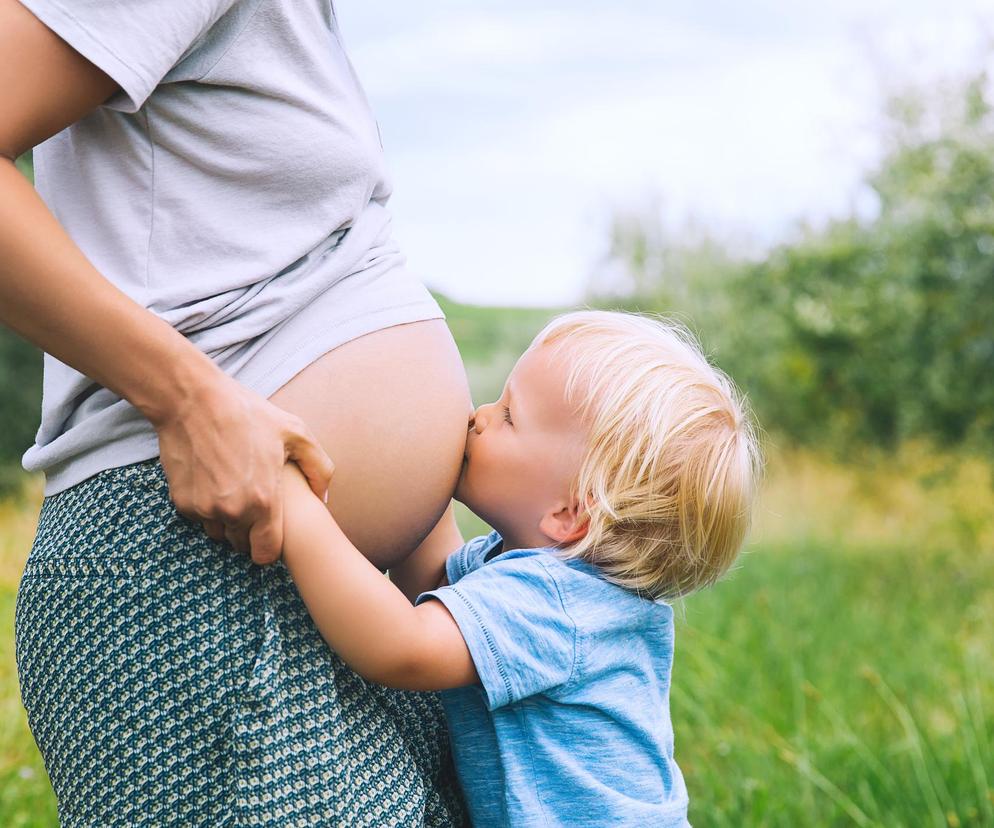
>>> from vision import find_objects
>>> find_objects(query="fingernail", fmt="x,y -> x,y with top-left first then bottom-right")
323,489 -> 329,504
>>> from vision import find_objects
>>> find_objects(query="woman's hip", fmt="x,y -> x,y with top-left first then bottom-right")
15,459 -> 465,826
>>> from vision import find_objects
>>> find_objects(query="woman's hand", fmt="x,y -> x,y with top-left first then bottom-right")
154,369 -> 334,565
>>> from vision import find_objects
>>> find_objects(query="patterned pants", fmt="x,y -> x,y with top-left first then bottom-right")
15,459 -> 467,827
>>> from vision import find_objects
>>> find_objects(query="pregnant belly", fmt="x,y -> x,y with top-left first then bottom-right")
268,318 -> 473,569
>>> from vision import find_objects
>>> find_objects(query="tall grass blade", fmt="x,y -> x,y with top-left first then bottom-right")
865,667 -> 951,828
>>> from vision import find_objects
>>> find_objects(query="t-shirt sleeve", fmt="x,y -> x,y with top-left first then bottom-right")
444,531 -> 501,586
19,0 -> 244,112
418,552 -> 577,711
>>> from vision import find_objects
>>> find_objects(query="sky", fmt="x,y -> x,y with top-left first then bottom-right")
336,1 -> 994,306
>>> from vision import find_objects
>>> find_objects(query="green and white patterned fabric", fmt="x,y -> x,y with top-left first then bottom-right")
15,459 -> 467,827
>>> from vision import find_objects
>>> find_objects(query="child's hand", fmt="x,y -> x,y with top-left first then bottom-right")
283,459 -> 325,501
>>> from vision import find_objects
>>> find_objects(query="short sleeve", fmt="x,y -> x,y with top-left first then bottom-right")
18,0 -> 244,112
418,550 -> 577,711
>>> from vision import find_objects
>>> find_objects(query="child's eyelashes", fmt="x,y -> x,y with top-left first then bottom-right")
502,405 -> 513,426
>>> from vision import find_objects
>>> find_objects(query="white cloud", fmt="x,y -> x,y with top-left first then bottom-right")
336,1 -> 994,305
349,9 -> 715,97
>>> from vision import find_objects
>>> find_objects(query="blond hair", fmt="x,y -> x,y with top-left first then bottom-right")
534,310 -> 761,600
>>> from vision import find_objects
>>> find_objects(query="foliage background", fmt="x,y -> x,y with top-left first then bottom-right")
593,74 -> 994,464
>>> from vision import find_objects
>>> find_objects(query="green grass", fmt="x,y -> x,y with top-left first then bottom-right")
3,498 -> 991,826
672,538 -> 993,827
1,589 -> 58,827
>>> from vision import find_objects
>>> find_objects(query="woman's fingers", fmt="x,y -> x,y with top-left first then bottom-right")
155,375 -> 335,564
206,514 -> 274,565
285,416 -> 335,503
203,519 -> 226,544
229,460 -> 282,564
223,522 -> 251,556
248,485 -> 284,566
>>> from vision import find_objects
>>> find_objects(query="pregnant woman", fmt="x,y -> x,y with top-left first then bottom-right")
1,0 -> 471,824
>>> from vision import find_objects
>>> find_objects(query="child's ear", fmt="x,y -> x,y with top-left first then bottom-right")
539,500 -> 589,545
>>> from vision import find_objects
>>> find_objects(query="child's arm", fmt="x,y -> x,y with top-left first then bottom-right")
389,502 -> 463,602
280,462 -> 478,692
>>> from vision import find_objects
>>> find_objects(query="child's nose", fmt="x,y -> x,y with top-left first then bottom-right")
472,404 -> 489,433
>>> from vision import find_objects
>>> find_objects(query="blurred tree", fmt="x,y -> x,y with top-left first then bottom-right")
0,328 -> 41,494
0,152 -> 40,494
592,70 -> 994,459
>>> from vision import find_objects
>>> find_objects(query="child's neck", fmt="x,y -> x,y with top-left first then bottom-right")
488,521 -> 554,555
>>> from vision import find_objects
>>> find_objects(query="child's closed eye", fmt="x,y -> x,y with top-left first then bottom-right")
502,405 -> 513,425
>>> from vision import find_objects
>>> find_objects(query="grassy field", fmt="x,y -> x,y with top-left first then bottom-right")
1,292 -> 991,826
1,447 -> 991,826
0,481 -> 58,827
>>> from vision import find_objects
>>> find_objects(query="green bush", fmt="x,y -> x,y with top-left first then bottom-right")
592,72 -> 994,463
0,154 -> 40,494
0,330 -> 40,496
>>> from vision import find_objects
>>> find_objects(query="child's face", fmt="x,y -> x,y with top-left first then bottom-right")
456,343 -> 588,551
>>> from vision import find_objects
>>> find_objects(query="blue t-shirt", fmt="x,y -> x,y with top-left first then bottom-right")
417,532 -> 691,828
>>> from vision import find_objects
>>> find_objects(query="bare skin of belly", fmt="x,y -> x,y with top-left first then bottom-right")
268,318 -> 473,570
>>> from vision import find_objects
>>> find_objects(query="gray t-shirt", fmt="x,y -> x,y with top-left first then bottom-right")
20,0 -> 442,494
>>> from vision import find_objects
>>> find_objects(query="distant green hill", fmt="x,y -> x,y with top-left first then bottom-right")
432,292 -> 566,363
432,292 -> 568,404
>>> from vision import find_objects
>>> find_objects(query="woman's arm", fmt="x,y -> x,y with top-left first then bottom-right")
281,462 -> 478,692
0,0 -> 333,563
389,503 -> 463,603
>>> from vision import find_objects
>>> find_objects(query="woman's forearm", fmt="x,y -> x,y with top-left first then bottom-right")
0,8 -> 333,563
1,150 -> 336,564
0,157 -> 221,425
281,463 -> 477,691
0,156 -> 337,563
389,503 -> 463,602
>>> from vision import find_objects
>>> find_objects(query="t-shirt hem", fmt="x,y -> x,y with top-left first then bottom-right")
444,550 -> 467,587
32,296 -> 445,496
417,586 -> 511,710
242,297 -> 442,398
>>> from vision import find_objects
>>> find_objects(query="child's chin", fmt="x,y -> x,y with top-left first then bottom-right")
453,471 -> 473,510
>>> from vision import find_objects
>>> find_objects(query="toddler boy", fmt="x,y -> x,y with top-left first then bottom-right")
279,310 -> 761,827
